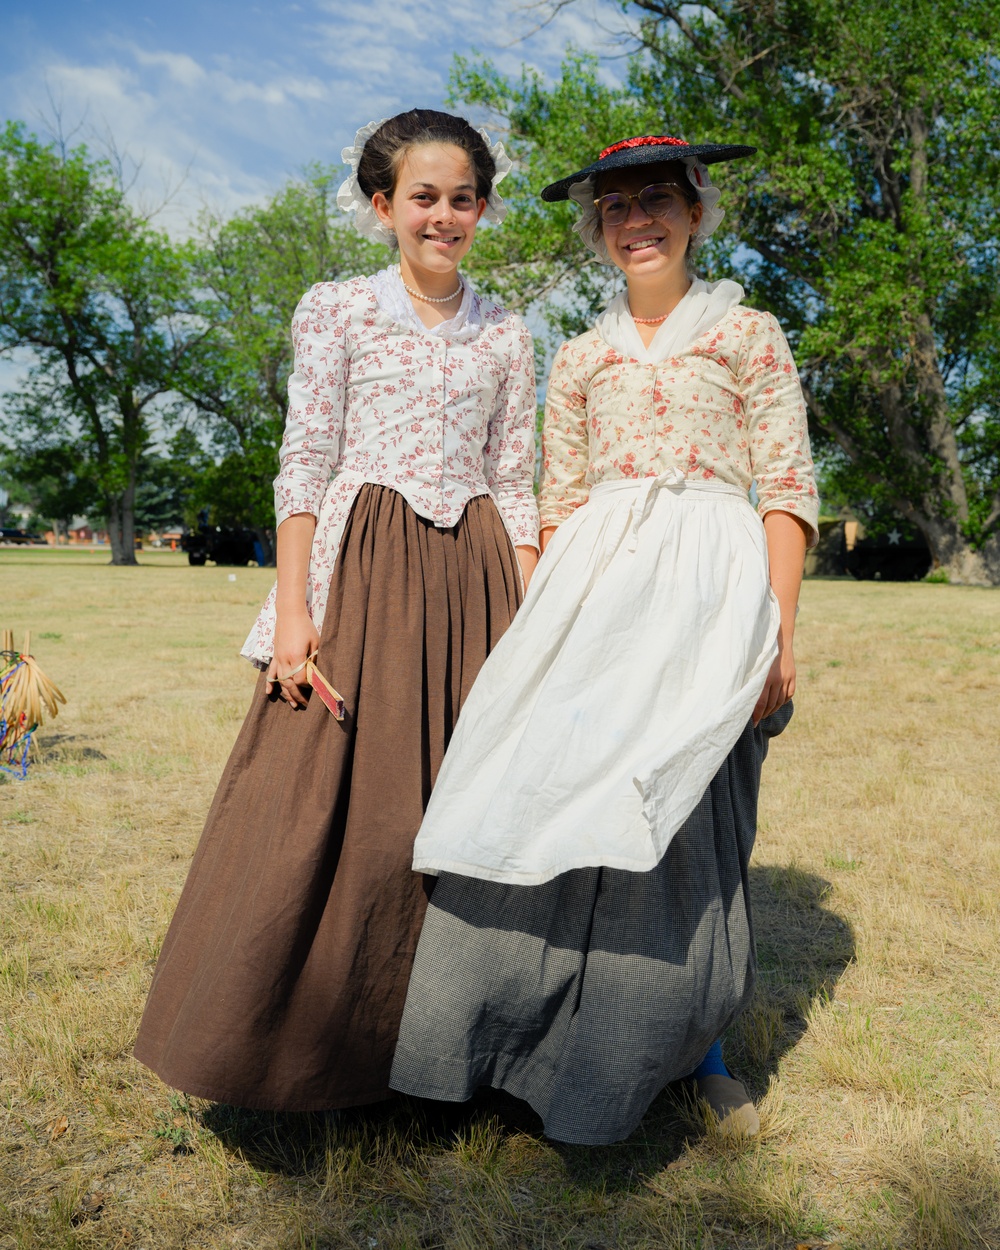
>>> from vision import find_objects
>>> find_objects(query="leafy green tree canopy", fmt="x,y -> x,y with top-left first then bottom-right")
454,0 -> 1000,583
0,121 -> 202,564
177,169 -> 385,559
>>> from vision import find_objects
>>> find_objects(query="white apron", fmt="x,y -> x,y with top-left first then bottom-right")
411,469 -> 780,885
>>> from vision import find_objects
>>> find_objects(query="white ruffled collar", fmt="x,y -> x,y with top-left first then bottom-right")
594,276 -> 744,363
367,265 -> 483,342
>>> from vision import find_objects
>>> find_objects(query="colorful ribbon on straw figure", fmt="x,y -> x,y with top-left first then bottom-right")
1,630 -> 67,779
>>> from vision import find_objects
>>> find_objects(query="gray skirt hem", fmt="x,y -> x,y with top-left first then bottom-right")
391,987 -> 751,1145
389,705 -> 793,1145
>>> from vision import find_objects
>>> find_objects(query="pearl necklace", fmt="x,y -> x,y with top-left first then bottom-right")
400,270 -> 462,304
630,309 -> 671,324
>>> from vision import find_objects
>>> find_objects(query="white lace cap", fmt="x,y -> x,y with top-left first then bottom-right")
567,157 -> 725,265
336,118 -> 512,245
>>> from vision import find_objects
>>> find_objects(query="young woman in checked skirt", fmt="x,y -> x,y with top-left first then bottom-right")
390,134 -> 820,1144
133,110 -> 539,1111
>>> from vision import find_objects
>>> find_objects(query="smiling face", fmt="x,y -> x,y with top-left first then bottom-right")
597,162 -> 702,282
372,142 -> 487,286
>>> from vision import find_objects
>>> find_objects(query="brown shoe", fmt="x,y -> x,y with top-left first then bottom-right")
697,1074 -> 760,1137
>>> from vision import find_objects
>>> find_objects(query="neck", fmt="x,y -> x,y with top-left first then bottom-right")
398,256 -> 462,301
626,270 -> 692,322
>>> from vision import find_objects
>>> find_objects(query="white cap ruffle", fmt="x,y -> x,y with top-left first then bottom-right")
568,157 -> 725,265
336,118 -> 512,245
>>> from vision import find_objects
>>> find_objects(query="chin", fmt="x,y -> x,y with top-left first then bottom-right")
416,246 -> 465,267
632,242 -> 687,266
620,252 -> 670,274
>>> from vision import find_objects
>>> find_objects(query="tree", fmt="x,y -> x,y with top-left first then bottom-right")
0,444 -> 98,540
0,121 -> 204,564
453,0 -> 1000,583
177,168 -> 384,562
456,53 -> 656,337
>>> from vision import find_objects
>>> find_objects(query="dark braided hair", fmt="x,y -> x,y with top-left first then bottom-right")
356,109 -> 496,203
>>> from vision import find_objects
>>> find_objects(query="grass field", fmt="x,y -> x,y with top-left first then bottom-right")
1,549 -> 998,1250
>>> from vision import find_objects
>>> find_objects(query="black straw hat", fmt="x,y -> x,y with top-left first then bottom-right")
540,134 -> 757,202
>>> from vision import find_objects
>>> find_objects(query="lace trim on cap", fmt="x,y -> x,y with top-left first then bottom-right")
336,120 -> 513,244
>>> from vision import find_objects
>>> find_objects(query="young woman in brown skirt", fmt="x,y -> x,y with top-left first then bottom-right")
133,110 -> 539,1112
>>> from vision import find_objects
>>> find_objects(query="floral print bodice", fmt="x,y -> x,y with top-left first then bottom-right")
274,273 -> 538,537
539,306 -> 819,543
241,271 -> 539,668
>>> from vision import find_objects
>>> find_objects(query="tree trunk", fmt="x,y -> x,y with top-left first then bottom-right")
120,470 -> 138,565
106,492 -> 138,566
107,496 -> 124,564
916,518 -> 1000,586
253,525 -> 275,567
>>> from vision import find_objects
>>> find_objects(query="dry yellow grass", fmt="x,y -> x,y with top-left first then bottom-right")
1,548 -> 998,1250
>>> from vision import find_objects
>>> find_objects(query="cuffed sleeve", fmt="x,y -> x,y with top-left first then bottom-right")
741,313 -> 820,547
483,316 -> 540,549
273,283 -> 350,527
538,340 -> 591,528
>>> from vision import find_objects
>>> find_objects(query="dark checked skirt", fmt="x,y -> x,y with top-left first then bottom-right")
390,704 -> 793,1144
134,484 -> 522,1111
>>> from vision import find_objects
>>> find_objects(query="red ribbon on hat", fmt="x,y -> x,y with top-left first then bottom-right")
599,136 -> 690,159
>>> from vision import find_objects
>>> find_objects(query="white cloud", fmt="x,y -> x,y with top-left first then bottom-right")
0,0 -> 633,237
131,48 -> 206,88
0,0 -> 641,416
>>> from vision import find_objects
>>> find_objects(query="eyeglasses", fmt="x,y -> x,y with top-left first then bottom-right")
593,183 -> 691,226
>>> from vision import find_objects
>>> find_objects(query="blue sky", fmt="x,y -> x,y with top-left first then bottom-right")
1,0 -> 631,233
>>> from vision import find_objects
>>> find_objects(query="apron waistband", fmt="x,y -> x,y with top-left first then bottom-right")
588,472 -> 750,552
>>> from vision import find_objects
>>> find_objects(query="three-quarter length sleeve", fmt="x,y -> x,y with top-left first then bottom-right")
482,316 -> 541,550
273,283 -> 350,527
741,312 -> 820,547
538,339 -> 591,528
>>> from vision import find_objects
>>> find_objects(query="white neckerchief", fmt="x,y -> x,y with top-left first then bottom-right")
367,265 -> 483,342
594,276 -> 744,363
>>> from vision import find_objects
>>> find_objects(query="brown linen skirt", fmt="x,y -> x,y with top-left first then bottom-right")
133,484 -> 522,1111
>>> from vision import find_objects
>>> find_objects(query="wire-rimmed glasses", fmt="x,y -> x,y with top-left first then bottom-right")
593,183 -> 691,226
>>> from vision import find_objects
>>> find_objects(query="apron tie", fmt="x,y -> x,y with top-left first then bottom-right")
627,468 -> 686,552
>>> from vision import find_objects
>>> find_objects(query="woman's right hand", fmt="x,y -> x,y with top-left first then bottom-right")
266,608 -> 321,708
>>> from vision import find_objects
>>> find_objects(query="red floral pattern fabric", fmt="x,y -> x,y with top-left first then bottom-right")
242,275 -> 539,668
539,306 -> 819,542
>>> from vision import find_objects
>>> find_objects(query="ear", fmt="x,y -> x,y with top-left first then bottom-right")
476,196 -> 487,222
689,199 -> 704,236
372,191 -> 394,230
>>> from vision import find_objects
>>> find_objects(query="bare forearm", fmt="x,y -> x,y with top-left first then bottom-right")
267,513 -> 320,707
754,510 -> 809,724
275,513 -> 317,614
763,510 -> 808,647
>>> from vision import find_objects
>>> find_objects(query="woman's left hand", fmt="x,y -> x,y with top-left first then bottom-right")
753,642 -> 795,725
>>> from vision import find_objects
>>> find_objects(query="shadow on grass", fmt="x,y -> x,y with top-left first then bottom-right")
186,867 -> 854,1249
38,732 -> 108,762
555,861 -> 856,1194
734,861 -> 857,1092
198,863 -> 853,1202
199,1086 -> 526,1178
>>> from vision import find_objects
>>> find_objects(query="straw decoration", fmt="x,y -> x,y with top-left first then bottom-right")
1,630 -> 67,778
